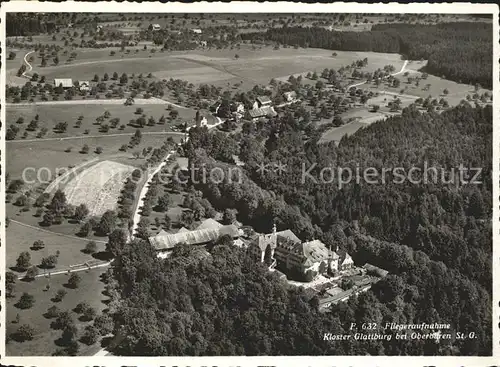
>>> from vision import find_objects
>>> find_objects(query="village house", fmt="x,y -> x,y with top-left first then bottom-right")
149,218 -> 243,258
283,91 -> 297,103
78,80 -> 91,92
54,78 -> 73,89
151,24 -> 161,31
191,28 -> 203,34
253,95 -> 272,110
195,111 -> 208,127
248,96 -> 276,121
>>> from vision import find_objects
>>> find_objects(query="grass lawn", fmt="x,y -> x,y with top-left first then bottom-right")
5,267 -> 108,356
6,220 -> 106,274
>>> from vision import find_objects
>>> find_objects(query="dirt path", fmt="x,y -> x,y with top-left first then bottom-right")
22,50 -> 35,78
16,260 -> 111,280
6,130 -> 185,144
346,60 -> 408,92
10,219 -> 107,244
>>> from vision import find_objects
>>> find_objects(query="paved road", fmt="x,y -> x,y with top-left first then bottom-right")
6,130 -> 185,144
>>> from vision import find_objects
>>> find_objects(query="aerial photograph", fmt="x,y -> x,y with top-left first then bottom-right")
3,11 -> 493,357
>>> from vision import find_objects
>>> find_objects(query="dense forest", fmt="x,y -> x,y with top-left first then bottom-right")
109,229 -> 490,356
108,103 -> 492,355
6,13 -> 57,36
242,22 -> 493,88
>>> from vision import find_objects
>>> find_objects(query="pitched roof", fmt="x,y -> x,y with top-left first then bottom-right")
301,240 -> 331,267
196,218 -> 222,231
248,106 -> 277,118
54,78 -> 73,88
276,229 -> 301,244
257,95 -> 272,105
149,224 -> 240,250
177,227 -> 189,233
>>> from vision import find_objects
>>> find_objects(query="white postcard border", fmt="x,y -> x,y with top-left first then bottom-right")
1,2 -> 498,366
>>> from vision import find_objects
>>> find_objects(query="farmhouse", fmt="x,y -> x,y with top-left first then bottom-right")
78,80 -> 91,92
284,91 -> 297,102
54,78 -> 73,89
149,218 -> 243,256
151,24 -> 161,31
191,28 -> 203,34
253,95 -> 272,109
248,106 -> 277,120
249,224 -> 351,281
195,111 -> 208,127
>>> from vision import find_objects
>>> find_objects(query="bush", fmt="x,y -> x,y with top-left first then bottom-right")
84,241 -> 98,254
16,324 -> 35,341
16,292 -> 35,309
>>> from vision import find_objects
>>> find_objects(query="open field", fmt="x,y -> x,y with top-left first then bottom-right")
17,46 -> 404,90
6,220 -> 106,273
357,60 -> 492,106
6,102 -> 200,140
6,133 -> 183,179
65,160 -> 135,216
5,267 -> 108,356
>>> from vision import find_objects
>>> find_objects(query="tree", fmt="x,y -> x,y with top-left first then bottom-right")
94,314 -> 114,335
81,325 -> 99,345
53,289 -> 67,302
74,204 -> 89,222
235,54 -> 240,59
41,255 -> 58,269
82,306 -> 97,321
8,51 -> 17,60
106,228 -> 127,256
16,252 -> 31,271
67,273 -> 81,289
16,324 -> 35,341
84,241 -> 98,254
98,210 -> 117,235
163,215 -> 172,230
120,73 -> 128,85
443,88 -> 449,95
222,208 -> 237,225
74,301 -> 90,314
32,240 -> 45,250
156,194 -> 171,212
16,292 -> 35,309
95,146 -> 103,154
46,305 -> 60,318
25,266 -> 38,280
112,72 -> 119,80
6,271 -> 17,297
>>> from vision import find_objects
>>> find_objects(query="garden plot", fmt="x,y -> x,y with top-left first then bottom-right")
64,160 -> 135,216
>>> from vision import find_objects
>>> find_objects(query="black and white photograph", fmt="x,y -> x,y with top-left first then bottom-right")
0,2 -> 498,364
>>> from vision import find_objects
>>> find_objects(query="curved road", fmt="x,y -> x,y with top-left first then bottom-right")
346,60 -> 408,92
22,50 -> 35,78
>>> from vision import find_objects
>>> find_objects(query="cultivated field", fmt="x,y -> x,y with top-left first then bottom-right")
5,267 -> 108,356
64,160 -> 135,216
15,46 -> 405,90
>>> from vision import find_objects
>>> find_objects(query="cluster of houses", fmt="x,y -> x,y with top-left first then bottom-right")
210,91 -> 299,123
53,78 -> 92,92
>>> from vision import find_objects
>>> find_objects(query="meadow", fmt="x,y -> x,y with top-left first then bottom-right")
5,267 -> 108,356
